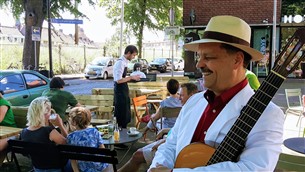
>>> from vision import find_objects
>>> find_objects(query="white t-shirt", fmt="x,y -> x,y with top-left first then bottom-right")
130,71 -> 146,78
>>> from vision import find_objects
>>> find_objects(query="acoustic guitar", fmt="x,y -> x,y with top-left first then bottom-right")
175,28 -> 305,168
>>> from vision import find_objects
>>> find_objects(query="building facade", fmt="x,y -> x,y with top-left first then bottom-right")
183,0 -> 304,78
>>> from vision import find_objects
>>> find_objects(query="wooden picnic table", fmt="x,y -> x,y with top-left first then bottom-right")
12,105 -> 99,114
0,126 -> 22,139
90,119 -> 110,126
135,88 -> 163,97
66,105 -> 99,114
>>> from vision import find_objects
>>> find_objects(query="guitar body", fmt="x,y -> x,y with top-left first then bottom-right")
174,143 -> 215,168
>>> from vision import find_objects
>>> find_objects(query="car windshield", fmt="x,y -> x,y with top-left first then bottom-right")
91,58 -> 108,66
153,58 -> 166,63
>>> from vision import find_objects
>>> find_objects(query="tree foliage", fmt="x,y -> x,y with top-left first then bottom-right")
99,0 -> 182,58
282,0 -> 305,15
0,0 -> 96,70
103,27 -> 129,58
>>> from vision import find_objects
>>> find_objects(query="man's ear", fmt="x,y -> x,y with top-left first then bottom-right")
233,51 -> 244,69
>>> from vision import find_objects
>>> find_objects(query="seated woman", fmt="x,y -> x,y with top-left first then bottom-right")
67,107 -> 112,172
0,90 -> 17,166
20,96 -> 68,171
141,79 -> 181,136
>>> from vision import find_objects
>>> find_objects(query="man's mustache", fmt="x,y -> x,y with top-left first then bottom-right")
198,67 -> 212,73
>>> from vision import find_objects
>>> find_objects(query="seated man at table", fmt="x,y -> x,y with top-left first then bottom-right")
42,77 -> 81,132
118,83 -> 198,172
140,79 -> 181,136
0,90 -> 17,166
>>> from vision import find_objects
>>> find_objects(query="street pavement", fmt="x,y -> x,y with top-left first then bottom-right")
1,74 -> 304,172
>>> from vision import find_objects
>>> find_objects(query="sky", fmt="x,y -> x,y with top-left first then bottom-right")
0,1 -> 164,43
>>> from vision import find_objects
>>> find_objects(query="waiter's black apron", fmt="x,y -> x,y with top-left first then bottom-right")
114,67 -> 131,128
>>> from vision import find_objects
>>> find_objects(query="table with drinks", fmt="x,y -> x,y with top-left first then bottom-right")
96,123 -> 142,163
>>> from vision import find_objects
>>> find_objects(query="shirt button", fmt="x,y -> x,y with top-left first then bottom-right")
212,109 -> 216,113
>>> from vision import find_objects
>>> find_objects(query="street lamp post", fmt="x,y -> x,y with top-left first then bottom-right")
119,0 -> 124,57
47,0 -> 53,78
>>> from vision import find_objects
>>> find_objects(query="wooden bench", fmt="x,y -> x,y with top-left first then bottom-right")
11,106 -> 28,128
8,139 -> 118,172
92,88 -> 114,95
156,76 -> 190,84
74,95 -> 114,119
128,81 -> 168,100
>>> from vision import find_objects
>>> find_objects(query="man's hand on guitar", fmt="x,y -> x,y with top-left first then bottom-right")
148,163 -> 172,172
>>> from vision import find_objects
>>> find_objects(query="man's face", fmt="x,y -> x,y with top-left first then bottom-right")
196,43 -> 240,95
126,52 -> 137,60
179,87 -> 191,105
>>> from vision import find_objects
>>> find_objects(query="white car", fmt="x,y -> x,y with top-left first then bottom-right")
84,57 -> 116,79
173,58 -> 184,71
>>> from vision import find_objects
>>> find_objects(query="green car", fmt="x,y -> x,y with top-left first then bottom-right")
0,70 -> 50,106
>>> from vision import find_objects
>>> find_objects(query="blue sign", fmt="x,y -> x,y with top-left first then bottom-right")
32,26 -> 41,41
51,18 -> 83,24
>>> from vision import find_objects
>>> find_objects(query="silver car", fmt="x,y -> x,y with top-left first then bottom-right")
84,57 -> 116,79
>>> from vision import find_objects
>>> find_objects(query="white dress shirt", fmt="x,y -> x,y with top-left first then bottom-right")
149,84 -> 284,171
113,56 -> 129,82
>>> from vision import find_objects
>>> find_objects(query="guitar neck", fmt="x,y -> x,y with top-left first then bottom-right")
207,71 -> 285,165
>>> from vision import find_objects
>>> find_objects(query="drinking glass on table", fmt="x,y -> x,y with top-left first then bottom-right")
108,122 -> 114,136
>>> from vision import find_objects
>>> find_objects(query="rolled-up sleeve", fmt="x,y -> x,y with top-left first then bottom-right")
113,59 -> 124,82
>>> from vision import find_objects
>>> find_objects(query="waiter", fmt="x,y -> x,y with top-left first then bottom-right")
113,45 -> 141,128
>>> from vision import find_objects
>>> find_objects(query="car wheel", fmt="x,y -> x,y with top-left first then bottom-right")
85,76 -> 89,79
103,72 -> 108,80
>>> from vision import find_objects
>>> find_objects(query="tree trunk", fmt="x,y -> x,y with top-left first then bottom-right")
136,0 -> 147,59
22,0 -> 46,70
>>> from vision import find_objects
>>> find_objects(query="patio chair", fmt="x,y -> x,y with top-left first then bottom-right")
284,89 -> 304,127
132,95 -> 151,129
275,153 -> 305,171
159,107 -> 182,129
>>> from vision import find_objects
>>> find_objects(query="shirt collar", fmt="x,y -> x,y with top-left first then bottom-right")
204,79 -> 248,104
121,55 -> 129,63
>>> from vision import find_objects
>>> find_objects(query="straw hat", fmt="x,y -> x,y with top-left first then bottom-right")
184,15 -> 263,61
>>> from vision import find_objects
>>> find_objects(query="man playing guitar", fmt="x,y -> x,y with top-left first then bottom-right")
148,15 -> 285,171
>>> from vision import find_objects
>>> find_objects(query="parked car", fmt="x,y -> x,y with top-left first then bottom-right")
0,70 -> 50,106
84,57 -> 116,79
173,58 -> 184,71
127,58 -> 149,74
149,57 -> 172,73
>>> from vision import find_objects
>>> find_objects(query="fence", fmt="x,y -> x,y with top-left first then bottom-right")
142,47 -> 182,62
0,43 -> 102,74
0,44 -> 183,74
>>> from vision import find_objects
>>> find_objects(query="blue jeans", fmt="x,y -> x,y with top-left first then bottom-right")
33,168 -> 61,172
33,160 -> 72,172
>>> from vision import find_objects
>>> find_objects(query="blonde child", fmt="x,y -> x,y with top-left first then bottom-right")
67,107 -> 112,172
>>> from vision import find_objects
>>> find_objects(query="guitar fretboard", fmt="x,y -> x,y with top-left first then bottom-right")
207,28 -> 305,165
207,71 -> 285,165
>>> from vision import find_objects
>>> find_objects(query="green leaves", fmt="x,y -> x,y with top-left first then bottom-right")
99,0 -> 182,58
282,0 -> 305,15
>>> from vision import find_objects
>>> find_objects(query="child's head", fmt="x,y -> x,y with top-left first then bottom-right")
69,107 -> 91,129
